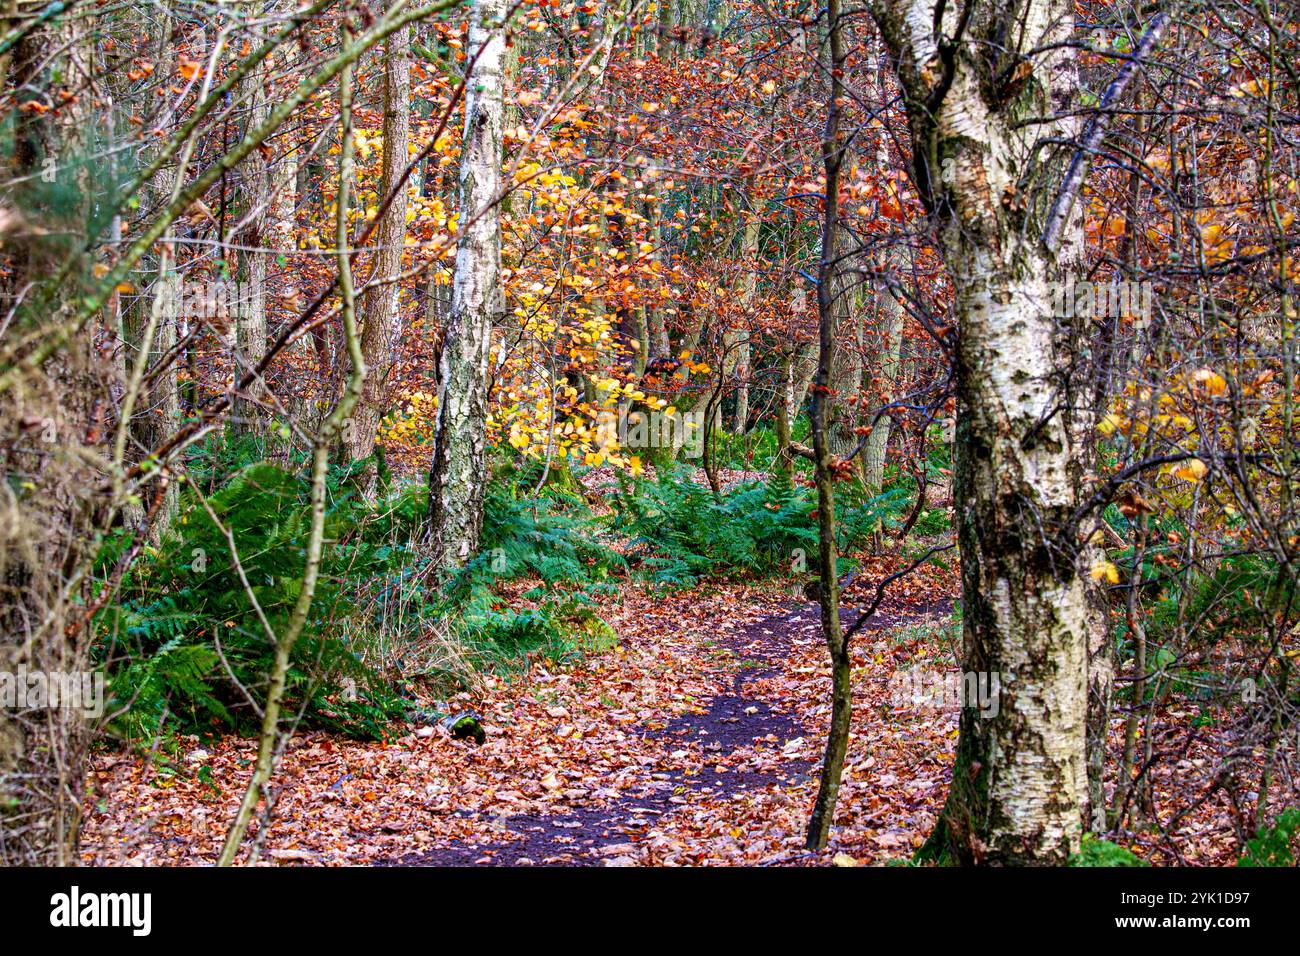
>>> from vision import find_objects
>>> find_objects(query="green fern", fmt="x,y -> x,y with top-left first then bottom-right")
95,454 -> 419,742
610,467 -> 909,586
1069,835 -> 1149,867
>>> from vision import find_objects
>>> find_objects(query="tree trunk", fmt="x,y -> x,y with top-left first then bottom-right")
234,33 -> 271,436
872,0 -> 1093,864
348,13 -> 412,464
426,0 -> 507,571
144,255 -> 182,543
269,43 -> 300,353
645,195 -> 670,360
789,339 -> 817,420
861,279 -> 904,495
775,348 -> 795,478
805,0 -> 848,850
731,201 -> 760,434
828,328 -> 862,463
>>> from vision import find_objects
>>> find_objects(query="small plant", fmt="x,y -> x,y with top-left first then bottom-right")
1069,835 -> 1149,867
434,480 -> 625,675
1238,808 -> 1300,867
95,452 -> 421,744
611,466 -> 909,586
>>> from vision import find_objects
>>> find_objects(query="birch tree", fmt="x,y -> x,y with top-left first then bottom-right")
865,0 -> 1098,863
860,280 -> 904,495
731,194 -> 760,434
426,0 -> 507,570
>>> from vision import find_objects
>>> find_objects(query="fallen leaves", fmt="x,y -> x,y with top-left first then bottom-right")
81,574 -> 959,867
79,557 -> 1254,867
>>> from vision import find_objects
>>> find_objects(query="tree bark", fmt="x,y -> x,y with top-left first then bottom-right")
805,0 -> 848,850
348,12 -> 412,464
731,199 -> 760,434
645,194 -> 670,360
426,0 -> 507,571
234,21 -> 271,435
861,278 -> 905,495
872,0 -> 1093,864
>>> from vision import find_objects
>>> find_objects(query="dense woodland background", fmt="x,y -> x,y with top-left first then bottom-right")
0,0 -> 1298,867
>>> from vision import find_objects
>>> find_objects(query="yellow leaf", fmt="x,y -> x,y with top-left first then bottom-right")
1192,368 -> 1227,397
1171,458 -> 1208,483
1097,412 -> 1125,436
1090,561 -> 1120,585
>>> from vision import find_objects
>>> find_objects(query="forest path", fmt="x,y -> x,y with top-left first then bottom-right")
83,580 -> 958,866
383,593 -> 955,867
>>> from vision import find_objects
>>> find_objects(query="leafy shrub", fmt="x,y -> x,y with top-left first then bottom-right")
1238,808 -> 1300,866
95,458 -> 421,743
1140,552 -> 1294,699
912,507 -> 951,536
610,467 -> 909,586
708,419 -> 811,473
1148,552 -> 1286,641
478,481 -> 623,586
430,480 -> 626,676
97,446 -> 636,741
1069,835 -> 1149,867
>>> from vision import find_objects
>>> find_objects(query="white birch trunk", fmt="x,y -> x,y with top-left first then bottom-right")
872,0 -> 1093,863
731,207 -> 760,434
861,280 -> 905,494
426,0 -> 507,570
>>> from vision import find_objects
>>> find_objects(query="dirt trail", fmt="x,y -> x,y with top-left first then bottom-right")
386,597 -> 951,866
82,584 -> 958,866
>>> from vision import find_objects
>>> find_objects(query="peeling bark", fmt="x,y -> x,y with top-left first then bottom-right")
872,0 -> 1094,864
426,0 -> 507,571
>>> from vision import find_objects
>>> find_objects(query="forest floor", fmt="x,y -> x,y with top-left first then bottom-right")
81,557 -> 961,866
81,549 -> 1250,866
